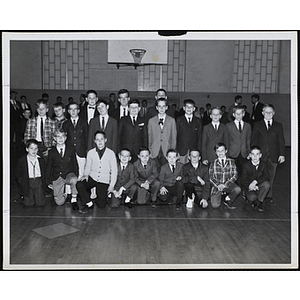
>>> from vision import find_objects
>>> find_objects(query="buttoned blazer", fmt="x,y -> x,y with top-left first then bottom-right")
78,102 -> 99,123
62,117 -> 88,158
202,123 -> 229,163
226,121 -> 251,158
251,120 -> 285,163
15,155 -> 46,197
133,158 -> 159,186
118,115 -> 147,156
88,115 -> 118,153
46,145 -> 79,184
241,160 -> 270,190
148,115 -> 177,158
114,162 -> 135,191
176,115 -> 202,156
24,116 -> 57,148
159,162 -> 183,188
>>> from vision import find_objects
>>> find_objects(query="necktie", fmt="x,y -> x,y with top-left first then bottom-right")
102,117 -> 105,129
214,124 -> 217,131
144,164 -> 147,170
238,121 -> 242,133
188,117 -> 191,123
73,119 -> 76,127
60,148 -> 63,157
171,165 -> 175,173
222,160 -> 225,167
30,160 -> 36,179
123,108 -> 126,117
132,116 -> 136,125
40,118 -> 44,141
122,165 -> 125,171
268,121 -> 271,130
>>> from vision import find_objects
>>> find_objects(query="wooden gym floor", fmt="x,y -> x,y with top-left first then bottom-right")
6,147 -> 293,268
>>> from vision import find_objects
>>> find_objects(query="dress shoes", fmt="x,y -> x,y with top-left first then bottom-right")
79,204 -> 94,214
14,195 -> 24,203
71,202 -> 79,211
266,197 -> 274,203
65,194 -> 72,203
223,200 -> 236,210
125,202 -> 135,209
151,201 -> 158,208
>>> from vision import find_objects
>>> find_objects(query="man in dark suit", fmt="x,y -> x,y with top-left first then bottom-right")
250,94 -> 264,128
202,107 -> 229,165
176,99 -> 202,164
63,102 -> 88,178
110,89 -> 130,123
118,99 -> 147,162
88,99 -> 118,153
19,95 -> 32,112
227,95 -> 242,122
202,103 -> 212,126
79,90 -> 99,125
10,90 -> 22,149
226,105 -> 251,186
251,104 -> 285,202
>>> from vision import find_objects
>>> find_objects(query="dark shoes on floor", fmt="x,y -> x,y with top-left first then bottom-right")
79,204 -> 94,214
71,202 -> 79,211
14,196 -> 24,203
223,201 -> 236,210
252,200 -> 264,212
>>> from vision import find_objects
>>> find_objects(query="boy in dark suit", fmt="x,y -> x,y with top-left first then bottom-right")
118,99 -> 147,162
158,149 -> 184,210
250,94 -> 264,128
251,104 -> 285,202
110,148 -> 135,208
202,107 -> 229,165
15,139 -> 46,207
132,147 -> 160,207
79,90 -> 99,124
46,129 -> 79,210
182,149 -> 210,209
241,146 -> 270,212
63,102 -> 88,178
176,99 -> 202,164
110,89 -> 130,122
209,143 -> 241,209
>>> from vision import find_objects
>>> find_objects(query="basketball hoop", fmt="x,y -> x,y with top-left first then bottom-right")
130,49 -> 146,65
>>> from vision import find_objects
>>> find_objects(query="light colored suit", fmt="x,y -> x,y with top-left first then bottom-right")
148,115 -> 177,158
226,121 -> 251,158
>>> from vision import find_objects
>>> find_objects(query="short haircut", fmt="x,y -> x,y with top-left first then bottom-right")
86,89 -> 97,97
20,95 -> 27,100
233,105 -> 245,113
118,89 -> 130,97
94,130 -> 106,139
251,94 -> 260,101
221,105 -> 226,109
210,106 -> 222,114
250,145 -> 262,153
128,99 -> 140,106
189,149 -> 201,157
234,95 -> 242,102
138,146 -> 150,155
42,93 -> 49,98
25,139 -> 39,148
206,103 -> 211,108
53,102 -> 65,109
36,99 -> 48,107
214,142 -> 227,152
156,88 -> 167,95
96,99 -> 108,107
263,104 -> 275,111
53,128 -> 67,137
155,98 -> 168,106
80,93 -> 86,98
68,102 -> 80,110
10,90 -> 17,96
183,99 -> 195,106
166,148 -> 178,156
109,93 -> 116,97
119,148 -> 132,156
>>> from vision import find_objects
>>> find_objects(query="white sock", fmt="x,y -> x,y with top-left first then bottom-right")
71,195 -> 77,203
86,201 -> 93,207
125,196 -> 131,203
65,184 -> 71,194
225,196 -> 230,201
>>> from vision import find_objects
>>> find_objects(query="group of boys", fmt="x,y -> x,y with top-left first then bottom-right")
14,88 -> 285,213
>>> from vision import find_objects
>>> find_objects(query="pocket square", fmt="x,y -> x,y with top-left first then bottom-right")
138,123 -> 145,126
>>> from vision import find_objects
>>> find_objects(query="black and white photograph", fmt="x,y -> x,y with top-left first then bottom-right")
2,31 -> 298,273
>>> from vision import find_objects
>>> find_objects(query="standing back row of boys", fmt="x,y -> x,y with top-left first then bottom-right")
15,88 -> 285,213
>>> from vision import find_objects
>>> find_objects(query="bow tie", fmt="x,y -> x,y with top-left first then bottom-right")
159,118 -> 164,125
88,106 -> 95,109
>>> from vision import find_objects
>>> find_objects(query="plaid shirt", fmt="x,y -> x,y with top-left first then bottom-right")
24,117 -> 57,148
209,157 -> 238,195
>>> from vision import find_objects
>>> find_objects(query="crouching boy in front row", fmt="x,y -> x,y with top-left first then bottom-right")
46,129 -> 79,210
209,143 -> 241,209
158,149 -> 184,210
241,146 -> 270,212
76,130 -> 118,213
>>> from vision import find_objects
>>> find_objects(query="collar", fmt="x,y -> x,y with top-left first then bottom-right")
191,162 -> 199,169
56,144 -> 66,151
185,114 -> 193,121
212,121 -> 220,127
234,119 -> 244,126
120,163 -> 128,169
37,115 -> 47,120
71,116 -> 79,122
251,161 -> 260,167
158,114 -> 166,120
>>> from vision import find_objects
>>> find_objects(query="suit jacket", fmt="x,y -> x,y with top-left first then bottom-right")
24,116 -> 57,148
159,162 -> 184,187
15,155 -> 46,197
202,111 -> 212,126
46,145 -> 79,184
88,115 -> 118,153
20,102 -> 32,112
110,106 -> 128,123
226,121 -> 251,158
202,123 -> 229,162
118,115 -> 147,158
133,158 -> 159,186
251,120 -> 285,163
241,160 -> 270,190
176,115 -> 202,156
10,100 -> 23,140
181,162 -> 210,200
148,115 -> 177,158
62,117 -> 88,157
79,102 -> 99,124
114,162 -> 135,190
250,102 -> 264,126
